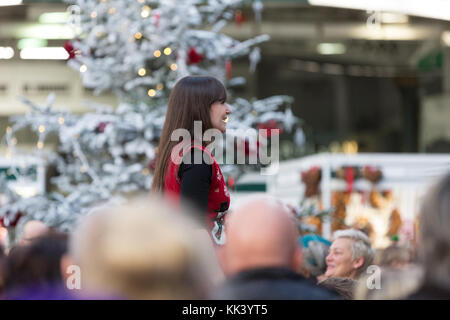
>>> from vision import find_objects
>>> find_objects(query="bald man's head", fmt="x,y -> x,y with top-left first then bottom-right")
20,220 -> 50,246
223,197 -> 302,276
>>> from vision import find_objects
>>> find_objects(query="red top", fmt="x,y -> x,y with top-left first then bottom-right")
164,141 -> 230,245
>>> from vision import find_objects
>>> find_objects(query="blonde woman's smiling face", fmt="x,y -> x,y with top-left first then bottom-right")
325,238 -> 358,278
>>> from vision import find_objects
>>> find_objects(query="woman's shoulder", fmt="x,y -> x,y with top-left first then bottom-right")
179,149 -> 213,180
181,148 -> 213,167
181,144 -> 216,165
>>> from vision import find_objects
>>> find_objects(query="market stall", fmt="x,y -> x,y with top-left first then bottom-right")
267,153 -> 450,248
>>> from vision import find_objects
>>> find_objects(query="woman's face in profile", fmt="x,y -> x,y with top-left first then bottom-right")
210,101 -> 231,133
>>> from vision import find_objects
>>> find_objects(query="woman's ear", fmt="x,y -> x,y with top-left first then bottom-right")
352,257 -> 364,270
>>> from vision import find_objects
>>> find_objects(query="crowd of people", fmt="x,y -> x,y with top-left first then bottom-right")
0,172 -> 448,300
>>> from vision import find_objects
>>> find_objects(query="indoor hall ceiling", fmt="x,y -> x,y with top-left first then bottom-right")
0,1 -> 448,70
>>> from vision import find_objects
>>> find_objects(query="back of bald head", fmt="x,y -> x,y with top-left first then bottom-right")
223,196 -> 301,275
20,220 -> 50,246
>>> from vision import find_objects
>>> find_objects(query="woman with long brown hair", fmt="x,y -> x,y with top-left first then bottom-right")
151,76 -> 231,245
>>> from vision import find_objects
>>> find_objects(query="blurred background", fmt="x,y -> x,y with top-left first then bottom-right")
0,0 -> 449,155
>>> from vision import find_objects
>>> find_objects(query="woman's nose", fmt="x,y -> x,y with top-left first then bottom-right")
226,105 -> 231,114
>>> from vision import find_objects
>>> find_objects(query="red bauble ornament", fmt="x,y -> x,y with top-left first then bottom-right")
227,176 -> 235,189
96,122 -> 109,133
64,40 -> 76,60
238,138 -> 261,157
225,60 -> 232,79
154,13 -> 160,28
235,10 -> 244,26
0,211 -> 23,228
187,47 -> 204,65
257,120 -> 283,137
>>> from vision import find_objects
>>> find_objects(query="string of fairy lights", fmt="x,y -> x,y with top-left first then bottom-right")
76,1 -> 180,99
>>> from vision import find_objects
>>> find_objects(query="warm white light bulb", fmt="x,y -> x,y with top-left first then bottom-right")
141,6 -> 151,18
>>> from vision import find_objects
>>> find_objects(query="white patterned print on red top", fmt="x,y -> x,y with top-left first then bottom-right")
216,170 -> 222,182
224,185 -> 229,198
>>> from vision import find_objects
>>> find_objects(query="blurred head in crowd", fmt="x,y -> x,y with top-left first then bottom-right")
2,232 -> 68,298
375,244 -> 413,269
319,277 -> 356,300
418,173 -> 450,289
324,229 -> 375,279
298,234 -> 331,279
355,266 -> 423,300
222,196 -> 302,276
19,220 -> 50,246
0,245 -> 5,297
68,197 -> 215,299
0,228 -> 7,252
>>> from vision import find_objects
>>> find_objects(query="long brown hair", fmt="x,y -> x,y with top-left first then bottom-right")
150,76 -> 227,193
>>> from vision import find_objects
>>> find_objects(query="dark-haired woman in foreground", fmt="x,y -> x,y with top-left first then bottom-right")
151,76 -> 231,245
